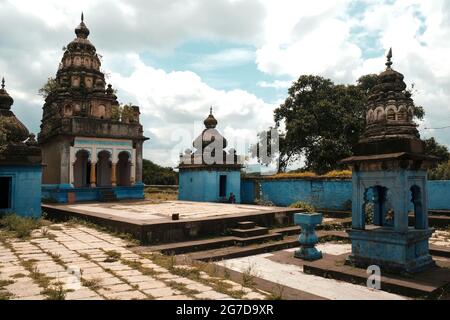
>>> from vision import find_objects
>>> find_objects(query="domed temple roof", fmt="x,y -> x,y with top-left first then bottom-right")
0,78 -> 30,143
38,13 -> 147,144
342,49 -> 437,168
361,48 -> 419,143
0,78 -> 41,165
179,108 -> 241,168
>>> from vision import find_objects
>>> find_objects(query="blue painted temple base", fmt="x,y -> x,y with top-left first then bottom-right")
42,184 -> 145,203
347,227 -> 435,273
0,165 -> 42,218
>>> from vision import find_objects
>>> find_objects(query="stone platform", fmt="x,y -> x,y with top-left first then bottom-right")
43,200 -> 303,244
302,253 -> 450,298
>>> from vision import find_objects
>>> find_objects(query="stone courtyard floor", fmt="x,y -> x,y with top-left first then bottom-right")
1,218 -> 449,300
57,200 -> 281,222
0,222 -> 267,300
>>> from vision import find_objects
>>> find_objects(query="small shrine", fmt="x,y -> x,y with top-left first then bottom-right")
178,108 -> 242,203
342,49 -> 437,273
0,78 -> 42,217
38,14 -> 148,203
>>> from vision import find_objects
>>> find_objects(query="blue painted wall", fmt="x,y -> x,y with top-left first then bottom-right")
0,165 -> 42,218
179,169 -> 241,203
241,178 -> 450,210
42,184 -> 144,203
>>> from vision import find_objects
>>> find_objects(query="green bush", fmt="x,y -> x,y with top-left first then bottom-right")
289,201 -> 316,213
428,160 -> 450,180
0,214 -> 43,238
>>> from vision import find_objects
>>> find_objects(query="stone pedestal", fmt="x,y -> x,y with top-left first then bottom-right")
294,213 -> 323,261
347,227 -> 435,273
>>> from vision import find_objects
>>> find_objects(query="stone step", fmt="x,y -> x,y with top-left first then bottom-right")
146,237 -> 237,255
429,210 -> 450,217
230,226 -> 268,238
236,221 -> 256,230
235,233 -> 283,246
184,231 -> 349,261
408,215 -> 450,228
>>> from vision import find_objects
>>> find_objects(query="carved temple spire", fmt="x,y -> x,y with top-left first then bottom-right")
75,12 -> 90,39
386,48 -> 393,69
204,107 -> 218,129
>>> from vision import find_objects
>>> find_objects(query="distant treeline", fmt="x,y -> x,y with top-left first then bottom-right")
142,159 -> 178,185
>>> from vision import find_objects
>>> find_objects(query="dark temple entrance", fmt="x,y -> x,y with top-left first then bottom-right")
0,177 -> 12,209
219,175 -> 227,198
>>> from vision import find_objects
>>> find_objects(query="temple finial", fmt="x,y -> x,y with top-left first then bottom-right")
81,12 -> 84,22
386,48 -> 393,69
1,77 -> 5,90
210,106 -> 213,115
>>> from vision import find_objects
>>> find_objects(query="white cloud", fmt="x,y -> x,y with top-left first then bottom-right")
257,80 -> 292,89
108,54 -> 275,166
190,48 -> 255,71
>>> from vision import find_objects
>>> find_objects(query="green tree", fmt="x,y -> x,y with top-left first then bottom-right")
38,77 -> 60,98
142,159 -> 178,185
423,137 -> 449,163
255,74 -> 439,174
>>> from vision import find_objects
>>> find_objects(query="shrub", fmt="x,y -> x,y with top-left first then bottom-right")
289,201 -> 316,213
0,214 -> 43,238
428,160 -> 450,180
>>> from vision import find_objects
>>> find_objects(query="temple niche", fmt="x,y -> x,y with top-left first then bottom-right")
38,14 -> 148,203
178,108 -> 242,203
342,49 -> 437,273
0,78 -> 42,217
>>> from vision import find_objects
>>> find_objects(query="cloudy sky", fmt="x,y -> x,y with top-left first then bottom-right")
1,0 -> 449,168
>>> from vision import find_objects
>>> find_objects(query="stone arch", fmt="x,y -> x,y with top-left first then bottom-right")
63,104 -> 73,117
73,149 -> 91,188
375,107 -> 385,121
92,104 -> 106,119
96,150 -> 112,187
117,151 -> 132,186
397,106 -> 408,121
386,105 -> 397,121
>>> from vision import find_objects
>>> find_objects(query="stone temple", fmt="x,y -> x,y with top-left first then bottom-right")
178,108 -> 242,203
342,49 -> 437,273
39,14 -> 148,203
0,78 -> 42,217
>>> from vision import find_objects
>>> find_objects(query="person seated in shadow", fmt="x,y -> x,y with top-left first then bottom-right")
229,192 -> 236,204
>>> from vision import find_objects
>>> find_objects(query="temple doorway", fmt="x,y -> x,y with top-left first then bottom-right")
97,150 -> 112,187
0,177 -> 11,209
117,151 -> 131,186
73,150 -> 91,188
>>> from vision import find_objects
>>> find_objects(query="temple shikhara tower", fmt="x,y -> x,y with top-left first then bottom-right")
0,78 -> 42,217
178,109 -> 242,203
39,14 -> 148,203
342,49 -> 437,273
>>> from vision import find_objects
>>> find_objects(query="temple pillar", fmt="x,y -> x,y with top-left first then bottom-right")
90,162 -> 97,188
135,142 -> 143,184
111,162 -> 117,187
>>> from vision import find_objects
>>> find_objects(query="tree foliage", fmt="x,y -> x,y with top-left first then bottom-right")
254,74 -> 440,174
423,137 -> 449,163
142,159 -> 178,185
428,161 -> 450,180
38,77 -> 60,98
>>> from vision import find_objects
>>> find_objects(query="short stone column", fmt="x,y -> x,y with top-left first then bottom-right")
111,163 -> 117,187
294,212 -> 323,261
90,162 -> 97,188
